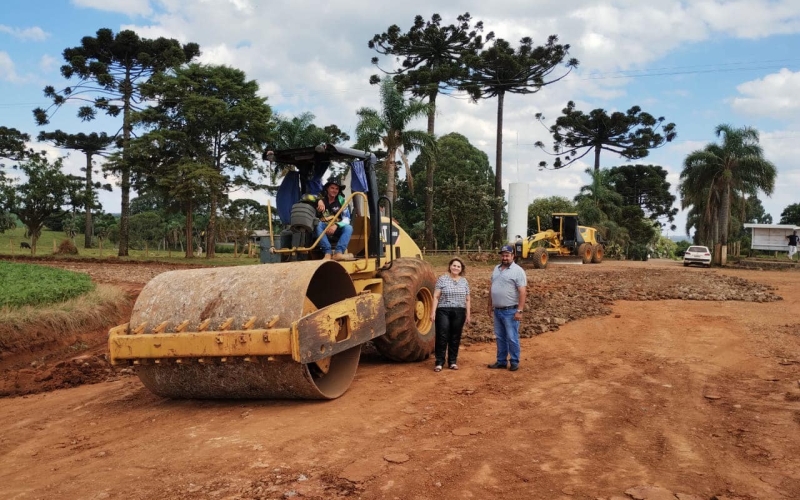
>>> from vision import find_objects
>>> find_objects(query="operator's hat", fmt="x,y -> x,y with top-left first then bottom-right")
498,244 -> 515,254
322,177 -> 346,192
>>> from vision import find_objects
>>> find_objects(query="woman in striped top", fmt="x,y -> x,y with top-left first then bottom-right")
430,258 -> 471,372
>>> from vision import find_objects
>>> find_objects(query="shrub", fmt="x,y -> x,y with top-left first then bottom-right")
627,244 -> 650,261
55,239 -> 78,255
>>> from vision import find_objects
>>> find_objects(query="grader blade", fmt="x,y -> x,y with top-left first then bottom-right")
549,255 -> 584,265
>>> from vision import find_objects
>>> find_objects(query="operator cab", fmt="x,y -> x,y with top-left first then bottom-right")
552,213 -> 584,250
263,144 -> 384,263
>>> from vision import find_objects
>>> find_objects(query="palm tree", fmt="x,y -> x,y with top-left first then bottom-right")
266,112 -> 352,187
355,79 -> 434,202
680,125 -> 776,247
269,113 -> 326,184
574,167 -> 624,222
680,177 -> 719,246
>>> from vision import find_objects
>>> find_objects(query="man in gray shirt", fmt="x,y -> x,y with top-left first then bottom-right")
487,245 -> 528,371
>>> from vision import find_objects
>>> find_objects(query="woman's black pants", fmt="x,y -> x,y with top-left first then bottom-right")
434,307 -> 466,366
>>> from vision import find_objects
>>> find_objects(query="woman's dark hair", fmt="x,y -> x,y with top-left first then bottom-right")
448,257 -> 466,276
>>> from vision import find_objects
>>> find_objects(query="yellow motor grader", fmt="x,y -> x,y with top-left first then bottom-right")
515,213 -> 604,269
108,145 -> 435,400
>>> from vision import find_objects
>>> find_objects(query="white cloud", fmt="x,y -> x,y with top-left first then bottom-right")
749,129 -> 800,222
689,0 -> 800,39
0,52 -> 22,83
729,68 -> 800,121
566,3 -> 708,71
39,54 -> 57,72
0,25 -> 49,41
71,0 -> 152,16
761,129 -> 800,167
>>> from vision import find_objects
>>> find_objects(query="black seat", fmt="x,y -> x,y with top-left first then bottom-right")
558,216 -> 581,249
290,202 -> 317,232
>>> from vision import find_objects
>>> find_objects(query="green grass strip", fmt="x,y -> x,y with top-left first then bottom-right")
0,261 -> 95,308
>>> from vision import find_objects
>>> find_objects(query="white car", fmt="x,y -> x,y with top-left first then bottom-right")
683,245 -> 712,267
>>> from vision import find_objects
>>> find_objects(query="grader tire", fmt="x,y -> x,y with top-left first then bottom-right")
532,247 -> 549,269
591,244 -> 604,263
579,243 -> 593,264
373,258 -> 436,362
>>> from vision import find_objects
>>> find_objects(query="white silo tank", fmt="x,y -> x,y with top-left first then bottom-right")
507,182 -> 529,245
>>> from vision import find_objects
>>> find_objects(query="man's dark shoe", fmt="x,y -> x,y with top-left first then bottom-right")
487,362 -> 507,369
509,363 -> 519,371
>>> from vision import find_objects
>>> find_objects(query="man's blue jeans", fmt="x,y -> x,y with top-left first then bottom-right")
493,308 -> 520,365
316,221 -> 353,255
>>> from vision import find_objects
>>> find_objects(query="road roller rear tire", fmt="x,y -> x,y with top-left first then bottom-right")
373,258 -> 435,362
532,247 -> 548,269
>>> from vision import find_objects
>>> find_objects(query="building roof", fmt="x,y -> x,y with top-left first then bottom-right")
743,223 -> 799,230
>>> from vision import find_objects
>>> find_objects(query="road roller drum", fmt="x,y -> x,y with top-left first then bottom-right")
109,261 -> 385,399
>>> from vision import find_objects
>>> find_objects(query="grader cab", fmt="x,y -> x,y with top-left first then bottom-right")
515,213 -> 605,269
108,144 -> 436,400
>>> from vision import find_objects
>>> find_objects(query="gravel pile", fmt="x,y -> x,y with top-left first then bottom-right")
465,267 -> 781,342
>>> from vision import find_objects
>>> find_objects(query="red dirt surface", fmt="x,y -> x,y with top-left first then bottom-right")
1,259 -> 799,499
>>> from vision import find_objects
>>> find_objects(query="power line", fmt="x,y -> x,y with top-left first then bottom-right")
579,63 -> 798,80
583,58 -> 800,79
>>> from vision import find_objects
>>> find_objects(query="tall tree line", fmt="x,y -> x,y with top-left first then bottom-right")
370,14 -> 577,248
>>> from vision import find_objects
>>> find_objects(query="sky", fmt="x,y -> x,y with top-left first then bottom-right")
1,0 -> 800,239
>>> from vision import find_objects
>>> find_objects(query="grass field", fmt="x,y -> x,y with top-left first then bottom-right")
0,227 -> 493,270
0,261 -> 95,308
0,227 -> 257,266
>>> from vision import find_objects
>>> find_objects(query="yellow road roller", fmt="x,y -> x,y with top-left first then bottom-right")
108,145 -> 435,399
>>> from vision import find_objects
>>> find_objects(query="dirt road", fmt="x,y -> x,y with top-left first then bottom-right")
1,259 -> 799,499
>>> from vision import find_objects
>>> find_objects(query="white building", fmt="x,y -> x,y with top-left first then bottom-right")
743,223 -> 799,252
